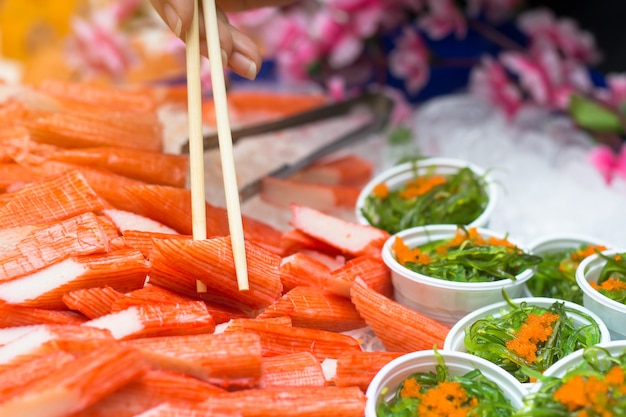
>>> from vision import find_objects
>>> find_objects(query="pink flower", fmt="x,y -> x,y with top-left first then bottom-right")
500,44 -> 592,110
65,12 -> 136,79
388,27 -> 430,94
418,0 -> 467,40
469,56 -> 522,119
466,0 -> 524,24
270,12 -> 322,82
588,145 -> 626,185
517,8 -> 600,64
381,86 -> 414,127
602,73 -> 626,108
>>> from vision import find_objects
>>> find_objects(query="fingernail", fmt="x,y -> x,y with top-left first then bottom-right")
231,52 -> 258,80
221,49 -> 228,67
163,3 -> 182,37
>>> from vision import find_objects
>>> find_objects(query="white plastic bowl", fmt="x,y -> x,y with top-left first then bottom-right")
355,157 -> 498,230
576,249 -> 626,340
444,297 -> 611,389
524,234 -> 613,298
365,349 -> 526,417
382,225 -> 534,326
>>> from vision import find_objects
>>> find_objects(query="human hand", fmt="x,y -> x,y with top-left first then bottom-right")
150,0 -> 292,80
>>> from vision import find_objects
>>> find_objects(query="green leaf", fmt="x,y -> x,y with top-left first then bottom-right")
569,94 -> 623,133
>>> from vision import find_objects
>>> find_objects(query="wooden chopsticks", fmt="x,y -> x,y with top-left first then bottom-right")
185,0 -> 249,292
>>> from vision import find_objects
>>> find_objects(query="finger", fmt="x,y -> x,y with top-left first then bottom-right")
217,0 -> 294,12
200,7 -> 235,66
228,25 -> 262,80
149,0 -> 195,38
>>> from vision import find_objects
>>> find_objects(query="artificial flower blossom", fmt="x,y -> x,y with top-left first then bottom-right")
388,27 -> 430,94
588,144 -> 626,185
517,8 -> 601,65
65,0 -> 141,79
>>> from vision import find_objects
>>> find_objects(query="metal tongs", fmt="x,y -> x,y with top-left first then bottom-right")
180,91 -> 393,201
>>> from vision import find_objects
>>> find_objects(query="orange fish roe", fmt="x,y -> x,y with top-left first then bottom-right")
570,245 -> 608,262
553,365 -> 626,414
393,236 -> 432,265
591,277 -> 626,292
436,227 -> 514,254
372,182 -> 389,198
400,377 -> 421,398
398,175 -> 447,199
505,312 -> 559,363
399,378 -> 479,417
417,381 -> 478,417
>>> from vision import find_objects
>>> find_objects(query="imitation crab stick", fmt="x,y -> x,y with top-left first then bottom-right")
324,255 -> 393,299
280,229 -> 344,257
109,284 -> 247,324
136,401 -> 243,417
196,386 -> 366,417
224,318 -> 362,360
124,332 -> 263,389
0,249 -> 149,309
0,350 -> 75,398
62,286 -> 126,319
257,286 -> 366,333
289,204 -> 390,257
0,169 -> 105,229
25,110 -> 163,152
83,301 -> 215,340
279,252 -> 331,291
0,163 -> 43,192
260,352 -> 326,388
121,230 -> 190,258
0,324 -> 113,369
350,279 -> 450,352
0,125 -> 31,163
149,237 -> 282,313
121,184 -> 283,253
332,351 -> 404,391
102,209 -> 179,235
35,79 -> 160,114
261,176 -> 362,211
47,147 -> 189,187
0,212 -> 110,283
71,370 -> 226,417
289,154 -> 374,187
0,343 -> 149,417
0,302 -> 86,327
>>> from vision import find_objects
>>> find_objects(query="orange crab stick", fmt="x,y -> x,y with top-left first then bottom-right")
0,343 -> 149,417
0,351 -> 75,397
0,212 -> 110,283
0,324 -> 113,369
135,401 -> 243,417
124,332 -> 263,389
48,147 -> 189,188
62,286 -> 126,319
225,318 -> 361,360
0,170 -> 105,229
324,255 -> 393,299
350,279 -> 450,352
199,386 -> 366,417
289,154 -> 374,187
257,286 -> 366,333
260,352 -> 326,388
25,110 -> 163,152
0,302 -> 86,327
0,249 -> 149,309
83,301 -> 215,340
279,252 -> 331,291
71,370 -> 226,417
289,204 -> 389,257
149,237 -> 282,313
332,351 -> 404,391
